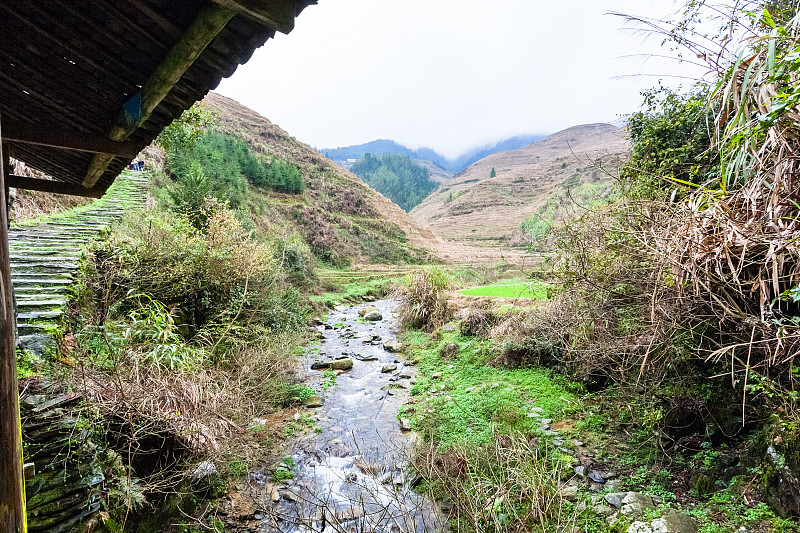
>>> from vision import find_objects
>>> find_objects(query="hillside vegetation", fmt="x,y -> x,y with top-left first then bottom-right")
195,93 -> 440,266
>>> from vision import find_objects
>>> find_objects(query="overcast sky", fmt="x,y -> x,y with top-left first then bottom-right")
216,0 -> 707,159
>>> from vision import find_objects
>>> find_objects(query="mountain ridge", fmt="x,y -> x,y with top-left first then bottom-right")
410,123 -> 629,246
321,133 -> 547,175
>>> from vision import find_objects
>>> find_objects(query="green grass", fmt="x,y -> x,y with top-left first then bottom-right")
459,278 -> 548,299
311,269 -> 407,306
403,330 -> 580,447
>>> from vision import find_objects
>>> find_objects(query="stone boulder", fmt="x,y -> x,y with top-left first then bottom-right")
604,491 -> 657,520
359,305 -> 379,317
383,340 -> 404,353
311,358 -> 353,371
364,310 -> 383,321
303,395 -> 324,408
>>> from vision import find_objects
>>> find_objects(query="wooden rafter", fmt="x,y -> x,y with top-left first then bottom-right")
8,175 -> 104,198
4,122 -> 139,159
82,2 -> 237,188
210,0 -> 298,33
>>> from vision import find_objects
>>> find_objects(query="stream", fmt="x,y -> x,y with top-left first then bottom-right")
261,299 -> 441,533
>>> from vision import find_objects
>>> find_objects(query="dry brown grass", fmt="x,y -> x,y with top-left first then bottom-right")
414,433 -> 574,533
394,267 -> 455,332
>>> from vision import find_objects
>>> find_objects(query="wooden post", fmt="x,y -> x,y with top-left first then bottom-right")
0,112 -> 27,532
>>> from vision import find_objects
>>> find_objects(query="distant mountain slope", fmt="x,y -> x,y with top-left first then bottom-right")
350,154 -> 438,212
202,93 -> 440,265
321,133 -> 546,174
413,159 -> 452,183
410,124 -> 629,246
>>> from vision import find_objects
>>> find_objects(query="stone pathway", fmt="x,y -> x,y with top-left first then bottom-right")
10,172 -> 149,354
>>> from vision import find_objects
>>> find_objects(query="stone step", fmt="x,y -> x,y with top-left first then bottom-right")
17,298 -> 67,311
11,278 -> 72,291
18,310 -> 64,321
10,255 -> 80,263
17,323 -> 53,336
12,275 -> 73,282
11,261 -> 78,270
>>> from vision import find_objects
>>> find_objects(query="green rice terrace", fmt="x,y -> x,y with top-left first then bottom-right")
459,278 -> 548,299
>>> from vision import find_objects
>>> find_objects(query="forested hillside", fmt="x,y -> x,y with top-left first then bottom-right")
350,153 -> 438,211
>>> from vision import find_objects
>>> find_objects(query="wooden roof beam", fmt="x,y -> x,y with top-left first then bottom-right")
8,175 -> 104,198
83,2 -> 236,188
4,121 -> 140,159
210,0 -> 297,33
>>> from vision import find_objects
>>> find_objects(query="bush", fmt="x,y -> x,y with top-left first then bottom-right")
87,205 -> 303,335
273,236 -> 314,285
394,267 -> 454,331
459,308 -> 497,338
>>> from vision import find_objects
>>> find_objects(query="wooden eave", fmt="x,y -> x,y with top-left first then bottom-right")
0,0 -> 316,196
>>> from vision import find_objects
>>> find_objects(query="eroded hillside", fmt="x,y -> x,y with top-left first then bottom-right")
410,123 -> 628,245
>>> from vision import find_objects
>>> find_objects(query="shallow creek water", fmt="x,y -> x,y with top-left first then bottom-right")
261,299 -> 441,533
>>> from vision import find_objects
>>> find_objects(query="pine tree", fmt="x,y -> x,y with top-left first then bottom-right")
490,167 -> 496,178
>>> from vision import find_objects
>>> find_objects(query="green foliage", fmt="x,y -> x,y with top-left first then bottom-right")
168,163 -> 214,229
285,384 -> 315,402
272,236 -> 314,285
321,369 -> 337,391
155,103 -> 216,153
406,331 -> 580,446
351,153 -> 437,211
87,207 -> 310,343
166,131 -> 303,214
444,190 -> 463,204
619,84 -> 718,199
459,278 -> 548,299
521,182 -> 609,251
490,167 -> 497,178
121,298 -> 206,372
259,157 -> 304,194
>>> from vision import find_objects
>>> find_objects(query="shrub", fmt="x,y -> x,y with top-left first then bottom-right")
459,308 -> 497,338
168,162 -> 213,229
273,236 -> 314,285
88,205 -> 288,334
394,267 -> 454,331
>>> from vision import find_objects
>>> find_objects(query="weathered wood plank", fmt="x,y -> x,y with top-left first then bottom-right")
83,3 -> 235,188
8,175 -> 104,198
0,114 -> 28,533
4,122 -> 139,159
210,0 -> 296,33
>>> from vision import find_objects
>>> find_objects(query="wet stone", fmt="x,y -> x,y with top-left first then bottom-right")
384,340 -> 404,352
359,305 -> 378,316
381,364 -> 398,373
364,310 -> 383,321
303,396 -> 324,408
311,358 -> 353,371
